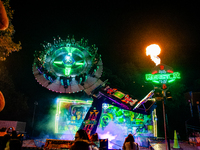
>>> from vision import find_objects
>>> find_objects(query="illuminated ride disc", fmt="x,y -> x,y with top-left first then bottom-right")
32,35 -> 103,94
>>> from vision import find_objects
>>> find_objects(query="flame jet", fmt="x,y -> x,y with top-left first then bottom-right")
146,44 -> 161,66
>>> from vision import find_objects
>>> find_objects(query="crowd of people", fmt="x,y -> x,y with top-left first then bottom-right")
69,129 -> 139,150
0,127 -> 22,150
0,127 -> 140,150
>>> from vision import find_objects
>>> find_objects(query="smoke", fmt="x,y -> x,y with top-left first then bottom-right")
97,121 -> 127,149
34,104 -> 57,139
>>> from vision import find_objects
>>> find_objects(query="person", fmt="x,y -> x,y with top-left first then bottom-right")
73,129 -> 99,150
177,131 -> 181,141
4,138 -> 22,150
0,134 -> 10,150
0,0 -> 9,30
74,129 -> 90,142
90,133 -> 100,149
70,141 -> 90,150
122,134 -> 139,150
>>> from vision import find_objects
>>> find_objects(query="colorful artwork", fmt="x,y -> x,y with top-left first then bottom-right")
98,103 -> 153,132
96,103 -> 156,149
55,99 -> 92,139
83,109 -> 100,135
55,98 -> 156,149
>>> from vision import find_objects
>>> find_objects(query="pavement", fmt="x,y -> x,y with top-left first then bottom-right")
139,141 -> 200,150
21,139 -> 200,150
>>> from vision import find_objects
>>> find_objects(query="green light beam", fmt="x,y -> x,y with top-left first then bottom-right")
65,67 -> 71,76
54,61 -> 63,64
75,62 -> 84,65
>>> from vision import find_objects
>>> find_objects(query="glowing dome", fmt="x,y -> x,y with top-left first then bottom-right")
32,35 -> 103,94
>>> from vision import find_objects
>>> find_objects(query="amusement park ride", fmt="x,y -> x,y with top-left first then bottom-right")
32,35 -> 158,148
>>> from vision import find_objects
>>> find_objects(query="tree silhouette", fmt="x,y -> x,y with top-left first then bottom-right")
0,1 -> 27,121
0,0 -> 21,61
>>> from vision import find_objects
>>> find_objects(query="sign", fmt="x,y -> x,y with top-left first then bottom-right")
44,139 -> 74,149
145,72 -> 181,83
145,64 -> 181,90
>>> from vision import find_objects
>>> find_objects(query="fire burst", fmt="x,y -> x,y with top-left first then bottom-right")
146,44 -> 161,66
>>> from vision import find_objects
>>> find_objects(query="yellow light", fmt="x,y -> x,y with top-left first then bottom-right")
146,44 -> 161,66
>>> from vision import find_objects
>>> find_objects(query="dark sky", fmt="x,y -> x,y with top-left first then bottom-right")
4,1 -> 200,103
1,0 -> 199,136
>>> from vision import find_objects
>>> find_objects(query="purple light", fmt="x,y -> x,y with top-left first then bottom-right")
99,92 -> 130,110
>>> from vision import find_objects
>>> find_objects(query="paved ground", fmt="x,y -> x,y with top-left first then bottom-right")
22,139 -> 200,150
140,141 -> 200,150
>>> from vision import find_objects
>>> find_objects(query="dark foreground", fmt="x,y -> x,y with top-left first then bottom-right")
22,139 -> 200,150
141,141 -> 200,150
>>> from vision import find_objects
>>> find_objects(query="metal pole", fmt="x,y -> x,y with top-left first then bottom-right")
197,102 -> 200,122
32,104 -> 36,128
32,101 -> 38,136
162,100 -> 168,150
185,119 -> 189,141
162,90 -> 171,150
189,102 -> 193,117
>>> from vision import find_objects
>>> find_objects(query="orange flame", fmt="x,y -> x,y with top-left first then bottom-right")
146,44 -> 161,66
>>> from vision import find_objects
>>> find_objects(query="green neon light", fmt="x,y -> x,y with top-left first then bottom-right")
113,91 -> 125,99
57,99 -> 93,104
55,99 -> 93,133
54,61 -> 63,64
75,62 -> 84,65
65,67 -> 71,76
55,100 -> 60,133
152,80 -> 160,84
145,72 -> 181,83
168,79 -> 175,83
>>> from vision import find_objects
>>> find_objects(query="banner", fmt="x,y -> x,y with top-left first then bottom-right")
79,97 -> 102,135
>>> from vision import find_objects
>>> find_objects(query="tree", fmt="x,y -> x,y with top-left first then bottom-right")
0,0 -> 21,61
0,0 -> 27,121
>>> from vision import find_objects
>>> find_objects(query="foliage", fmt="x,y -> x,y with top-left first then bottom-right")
0,0 -> 21,61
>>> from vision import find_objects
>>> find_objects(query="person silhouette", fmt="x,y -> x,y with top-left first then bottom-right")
90,133 -> 100,150
4,139 -> 22,150
70,129 -> 91,150
122,134 -> 139,150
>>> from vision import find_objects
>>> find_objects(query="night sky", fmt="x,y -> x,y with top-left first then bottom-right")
2,1 -> 200,135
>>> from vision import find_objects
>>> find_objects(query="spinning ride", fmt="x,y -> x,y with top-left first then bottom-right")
32,35 -> 157,149
32,35 -> 103,93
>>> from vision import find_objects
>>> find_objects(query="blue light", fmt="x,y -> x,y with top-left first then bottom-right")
103,103 -> 109,109
65,55 -> 71,60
